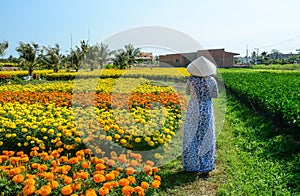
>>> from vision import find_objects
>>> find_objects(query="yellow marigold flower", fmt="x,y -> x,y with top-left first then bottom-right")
74,137 -> 81,143
134,137 -> 141,143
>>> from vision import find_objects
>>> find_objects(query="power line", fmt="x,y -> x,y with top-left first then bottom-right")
258,34 -> 300,49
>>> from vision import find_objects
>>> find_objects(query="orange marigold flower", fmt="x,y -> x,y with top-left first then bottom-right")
122,185 -> 133,196
106,159 -> 115,166
8,151 -> 15,157
31,147 -> 39,151
22,185 -> 35,195
24,178 -> 35,186
71,183 -> 81,191
143,165 -> 152,173
152,167 -> 159,173
98,187 -> 109,196
154,175 -> 161,181
9,167 -> 21,176
31,163 -> 40,169
93,174 -> 105,183
39,185 -> 52,196
117,154 -> 127,163
116,167 -> 123,171
21,156 -> 29,163
95,163 -> 106,170
16,151 -> 24,156
141,182 -> 149,189
151,180 -> 161,189
75,150 -> 85,157
59,156 -> 68,163
26,174 -> 36,179
126,167 -> 135,175
12,174 -> 24,183
61,185 -> 73,195
67,157 -> 78,164
119,178 -> 130,187
127,176 -> 136,184
145,160 -> 155,167
129,160 -> 139,167
48,180 -> 59,189
105,173 -> 115,181
61,165 -> 71,174
38,164 -> 48,171
85,188 -> 97,196
51,160 -> 58,167
81,161 -> 90,169
77,171 -> 89,180
84,149 -> 92,154
63,176 -> 73,184
134,186 -> 144,193
103,182 -> 114,189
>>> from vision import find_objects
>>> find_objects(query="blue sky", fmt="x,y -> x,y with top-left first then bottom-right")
1,0 -> 300,57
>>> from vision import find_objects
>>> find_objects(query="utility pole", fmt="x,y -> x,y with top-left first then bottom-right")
246,45 -> 249,65
254,48 -> 259,62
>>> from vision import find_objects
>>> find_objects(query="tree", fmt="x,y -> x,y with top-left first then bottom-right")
124,43 -> 141,66
260,51 -> 268,64
113,44 -> 140,69
113,49 -> 130,69
41,43 -> 62,72
68,40 -> 89,72
16,42 -> 40,76
0,41 -> 9,59
96,43 -> 113,69
85,45 -> 98,71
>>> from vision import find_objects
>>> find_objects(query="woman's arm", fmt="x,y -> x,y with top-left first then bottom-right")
185,78 -> 191,95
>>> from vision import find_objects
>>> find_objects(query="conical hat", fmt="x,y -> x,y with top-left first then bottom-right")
187,56 -> 217,77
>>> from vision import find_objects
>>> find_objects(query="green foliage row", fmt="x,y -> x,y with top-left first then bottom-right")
220,69 -> 300,131
251,63 -> 300,70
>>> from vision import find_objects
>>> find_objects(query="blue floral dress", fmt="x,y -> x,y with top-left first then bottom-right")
182,75 -> 218,172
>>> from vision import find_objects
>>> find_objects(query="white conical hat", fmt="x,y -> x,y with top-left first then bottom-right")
187,56 -> 217,77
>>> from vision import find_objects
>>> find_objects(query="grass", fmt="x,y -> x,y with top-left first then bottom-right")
251,64 -> 300,70
157,94 -> 300,195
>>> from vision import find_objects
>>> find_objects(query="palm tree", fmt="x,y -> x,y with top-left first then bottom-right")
113,49 -> 130,69
68,40 -> 89,72
113,44 -> 140,69
0,41 -> 9,59
16,42 -> 40,76
41,43 -> 62,72
96,43 -> 114,69
124,43 -> 141,66
86,45 -> 98,71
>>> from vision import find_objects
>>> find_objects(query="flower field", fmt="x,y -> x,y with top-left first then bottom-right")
0,75 -> 187,195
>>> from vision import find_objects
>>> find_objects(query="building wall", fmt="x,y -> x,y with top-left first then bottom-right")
159,49 -> 238,67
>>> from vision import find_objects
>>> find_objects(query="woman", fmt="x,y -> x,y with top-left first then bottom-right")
182,56 -> 218,174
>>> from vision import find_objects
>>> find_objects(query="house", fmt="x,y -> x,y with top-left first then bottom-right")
159,49 -> 239,67
136,52 -> 153,64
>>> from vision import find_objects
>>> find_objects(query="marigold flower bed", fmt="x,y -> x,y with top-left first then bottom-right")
0,77 -> 187,195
